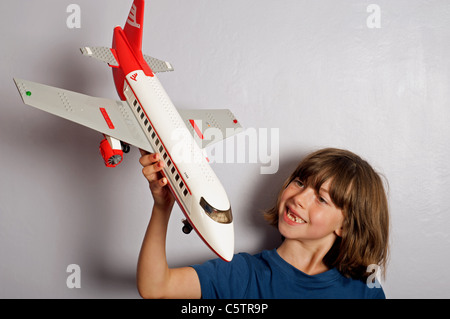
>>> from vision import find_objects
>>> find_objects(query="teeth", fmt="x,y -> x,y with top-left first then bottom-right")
287,210 -> 305,224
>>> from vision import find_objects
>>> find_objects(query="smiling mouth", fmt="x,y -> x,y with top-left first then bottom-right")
285,207 -> 306,224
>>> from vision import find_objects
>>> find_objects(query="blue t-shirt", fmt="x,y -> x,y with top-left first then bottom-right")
191,249 -> 385,299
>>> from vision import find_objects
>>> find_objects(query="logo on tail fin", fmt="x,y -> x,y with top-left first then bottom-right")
127,4 -> 141,29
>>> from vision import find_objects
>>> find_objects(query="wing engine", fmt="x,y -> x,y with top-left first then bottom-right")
99,135 -> 127,167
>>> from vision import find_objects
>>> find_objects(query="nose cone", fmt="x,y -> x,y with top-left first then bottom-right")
195,217 -> 235,262
221,251 -> 234,262
212,229 -> 234,262
185,193 -> 235,262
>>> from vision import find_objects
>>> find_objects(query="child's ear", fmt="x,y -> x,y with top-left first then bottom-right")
335,212 -> 345,237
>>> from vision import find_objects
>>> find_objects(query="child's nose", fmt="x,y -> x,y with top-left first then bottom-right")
293,187 -> 315,208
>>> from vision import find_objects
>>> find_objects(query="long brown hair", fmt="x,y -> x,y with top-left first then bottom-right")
264,148 -> 389,280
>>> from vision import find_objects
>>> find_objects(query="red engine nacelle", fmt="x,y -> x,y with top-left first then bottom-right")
99,138 -> 124,167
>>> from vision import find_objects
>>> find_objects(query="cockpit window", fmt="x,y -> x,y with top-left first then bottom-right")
200,197 -> 233,224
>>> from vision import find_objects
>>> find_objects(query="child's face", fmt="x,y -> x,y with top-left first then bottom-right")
278,178 -> 344,245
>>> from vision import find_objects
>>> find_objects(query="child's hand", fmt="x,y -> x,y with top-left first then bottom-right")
139,149 -> 175,212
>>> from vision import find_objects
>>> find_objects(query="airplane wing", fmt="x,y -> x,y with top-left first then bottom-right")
13,78 -> 154,152
13,78 -> 241,152
80,46 -> 174,73
178,109 -> 243,149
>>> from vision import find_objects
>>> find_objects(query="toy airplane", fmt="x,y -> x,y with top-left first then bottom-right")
13,0 -> 242,262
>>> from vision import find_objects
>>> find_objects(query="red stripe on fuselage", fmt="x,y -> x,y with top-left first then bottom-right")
125,77 -> 192,196
162,168 -> 230,262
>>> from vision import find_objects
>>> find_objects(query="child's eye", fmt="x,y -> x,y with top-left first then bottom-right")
293,178 -> 304,188
318,196 -> 328,204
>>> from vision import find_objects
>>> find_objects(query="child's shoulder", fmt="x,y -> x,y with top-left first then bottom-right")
235,249 -> 277,268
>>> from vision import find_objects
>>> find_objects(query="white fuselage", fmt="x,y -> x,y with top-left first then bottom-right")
123,70 -> 234,261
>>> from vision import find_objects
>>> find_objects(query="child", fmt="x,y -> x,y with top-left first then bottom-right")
137,148 -> 389,299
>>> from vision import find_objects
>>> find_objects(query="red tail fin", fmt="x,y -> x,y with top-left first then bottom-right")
123,0 -> 145,54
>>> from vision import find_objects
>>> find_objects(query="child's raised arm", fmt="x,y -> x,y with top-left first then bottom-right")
136,150 -> 201,299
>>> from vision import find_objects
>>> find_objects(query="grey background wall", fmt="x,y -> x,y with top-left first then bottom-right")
1,0 -> 449,298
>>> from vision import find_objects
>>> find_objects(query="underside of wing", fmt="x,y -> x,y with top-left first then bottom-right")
178,109 -> 243,149
13,78 -> 153,152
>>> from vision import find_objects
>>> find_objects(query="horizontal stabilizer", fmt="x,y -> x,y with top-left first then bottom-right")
81,47 -> 174,73
80,47 -> 119,67
143,55 -> 174,73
